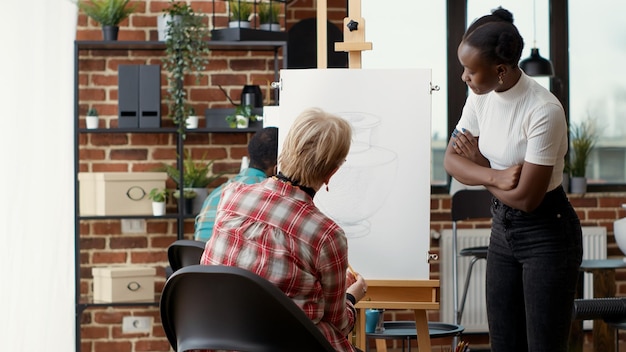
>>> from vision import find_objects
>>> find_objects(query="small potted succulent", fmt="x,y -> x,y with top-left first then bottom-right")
148,187 -> 168,216
258,2 -> 281,31
74,0 -> 136,40
86,107 -> 99,129
225,104 -> 257,129
186,107 -> 199,129
229,0 -> 253,28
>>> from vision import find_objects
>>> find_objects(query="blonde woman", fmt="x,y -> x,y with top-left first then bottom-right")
201,108 -> 367,352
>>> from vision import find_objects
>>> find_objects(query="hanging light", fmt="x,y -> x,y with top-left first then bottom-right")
519,0 -> 554,77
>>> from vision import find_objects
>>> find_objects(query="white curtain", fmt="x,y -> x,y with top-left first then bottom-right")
0,1 -> 77,351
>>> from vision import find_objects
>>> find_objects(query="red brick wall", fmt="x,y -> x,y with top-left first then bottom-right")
76,1 -> 626,351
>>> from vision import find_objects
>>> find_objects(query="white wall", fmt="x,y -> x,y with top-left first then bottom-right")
0,1 -> 77,351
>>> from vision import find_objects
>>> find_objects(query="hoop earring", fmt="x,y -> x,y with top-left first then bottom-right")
498,74 -> 504,85
326,184 -> 329,192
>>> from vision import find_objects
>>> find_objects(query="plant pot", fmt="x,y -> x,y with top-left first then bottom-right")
236,115 -> 249,129
189,187 -> 208,214
152,201 -> 166,216
86,116 -> 99,129
157,14 -> 181,41
570,176 -> 587,194
229,21 -> 251,29
102,25 -> 119,41
259,23 -> 281,32
186,115 -> 199,129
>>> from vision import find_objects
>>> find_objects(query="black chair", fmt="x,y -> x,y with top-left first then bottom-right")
166,240 -> 205,278
572,298 -> 626,352
450,189 -> 493,325
160,264 -> 336,352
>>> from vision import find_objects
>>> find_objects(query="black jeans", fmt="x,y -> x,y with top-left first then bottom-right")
486,186 -> 582,352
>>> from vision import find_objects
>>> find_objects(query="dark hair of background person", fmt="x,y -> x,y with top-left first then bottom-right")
248,127 -> 279,171
462,7 -> 524,67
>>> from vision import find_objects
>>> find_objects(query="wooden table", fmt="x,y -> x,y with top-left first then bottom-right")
570,259 -> 626,352
353,280 -> 440,352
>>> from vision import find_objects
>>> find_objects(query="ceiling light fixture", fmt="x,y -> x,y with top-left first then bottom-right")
519,0 -> 554,77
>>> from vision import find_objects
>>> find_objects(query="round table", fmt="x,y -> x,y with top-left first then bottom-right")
366,321 -> 464,352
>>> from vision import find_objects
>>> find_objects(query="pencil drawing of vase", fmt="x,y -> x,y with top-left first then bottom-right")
315,111 -> 398,238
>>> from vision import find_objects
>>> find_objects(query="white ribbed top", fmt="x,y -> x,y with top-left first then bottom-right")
457,73 -> 567,191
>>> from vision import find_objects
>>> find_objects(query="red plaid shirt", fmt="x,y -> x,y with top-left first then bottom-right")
200,177 -> 356,351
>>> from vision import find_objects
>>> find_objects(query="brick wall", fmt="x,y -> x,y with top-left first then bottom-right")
76,1 -> 626,351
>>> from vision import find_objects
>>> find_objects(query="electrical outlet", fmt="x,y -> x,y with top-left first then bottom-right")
121,219 -> 146,234
122,316 -> 152,334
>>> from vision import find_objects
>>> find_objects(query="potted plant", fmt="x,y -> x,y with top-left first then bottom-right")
160,149 -> 226,214
163,1 -> 210,136
225,104 -> 258,129
171,189 -> 197,215
186,107 -> 199,129
86,107 -> 99,129
148,187 -> 168,216
258,2 -> 281,31
569,119 -> 597,194
74,0 -> 136,41
229,0 -> 253,28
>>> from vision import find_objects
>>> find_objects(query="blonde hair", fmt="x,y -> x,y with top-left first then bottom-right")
278,108 -> 352,188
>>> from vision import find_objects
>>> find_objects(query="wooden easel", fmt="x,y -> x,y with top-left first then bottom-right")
315,2 -> 440,351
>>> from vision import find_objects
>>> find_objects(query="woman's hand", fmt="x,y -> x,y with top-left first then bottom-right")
451,129 -> 490,167
492,164 -> 522,191
346,273 -> 368,302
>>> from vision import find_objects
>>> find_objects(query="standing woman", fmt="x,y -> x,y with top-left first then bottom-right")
443,7 -> 582,352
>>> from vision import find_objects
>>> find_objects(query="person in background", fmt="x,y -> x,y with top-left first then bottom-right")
201,108 -> 368,352
443,7 -> 582,352
194,127 -> 278,242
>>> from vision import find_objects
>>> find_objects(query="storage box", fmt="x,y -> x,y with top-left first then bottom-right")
78,172 -> 167,216
92,266 -> 156,303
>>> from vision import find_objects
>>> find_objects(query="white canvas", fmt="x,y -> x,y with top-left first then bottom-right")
278,68 -> 432,280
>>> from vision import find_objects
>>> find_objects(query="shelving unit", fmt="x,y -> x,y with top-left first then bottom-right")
73,39 -> 286,351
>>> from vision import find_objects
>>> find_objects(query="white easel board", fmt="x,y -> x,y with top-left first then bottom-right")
278,68 -> 432,280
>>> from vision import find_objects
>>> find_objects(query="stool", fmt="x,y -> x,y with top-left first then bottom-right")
607,320 -> 626,352
365,321 -> 464,352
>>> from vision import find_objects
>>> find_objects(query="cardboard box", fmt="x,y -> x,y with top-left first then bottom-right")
78,172 -> 167,216
92,266 -> 156,303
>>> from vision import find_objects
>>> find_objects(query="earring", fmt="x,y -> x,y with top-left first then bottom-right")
498,74 -> 504,85
326,185 -> 329,192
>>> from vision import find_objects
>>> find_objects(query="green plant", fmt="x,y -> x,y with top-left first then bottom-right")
229,0 -> 253,22
569,119 -> 597,178
163,1 -> 210,136
160,149 -> 224,188
225,104 -> 258,128
75,0 -> 136,26
87,108 -> 98,117
172,189 -> 197,199
148,187 -> 168,202
258,2 -> 280,24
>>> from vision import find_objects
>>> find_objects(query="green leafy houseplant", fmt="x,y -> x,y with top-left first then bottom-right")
163,1 -> 210,136
75,0 -> 136,26
160,149 -> 223,188
258,2 -> 280,24
148,187 -> 168,202
87,108 -> 98,117
229,0 -> 253,23
569,119 -> 597,178
225,104 -> 258,128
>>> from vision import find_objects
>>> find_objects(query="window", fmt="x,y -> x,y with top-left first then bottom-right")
569,1 -> 626,184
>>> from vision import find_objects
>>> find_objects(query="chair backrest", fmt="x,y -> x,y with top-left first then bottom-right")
451,189 -> 493,222
167,240 -> 206,272
160,265 -> 336,352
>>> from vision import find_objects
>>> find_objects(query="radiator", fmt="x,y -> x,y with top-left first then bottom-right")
440,226 -> 607,333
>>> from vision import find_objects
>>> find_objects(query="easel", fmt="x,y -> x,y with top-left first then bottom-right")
315,1 -> 440,351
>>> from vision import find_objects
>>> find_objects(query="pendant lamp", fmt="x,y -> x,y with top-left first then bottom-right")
519,0 -> 554,77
